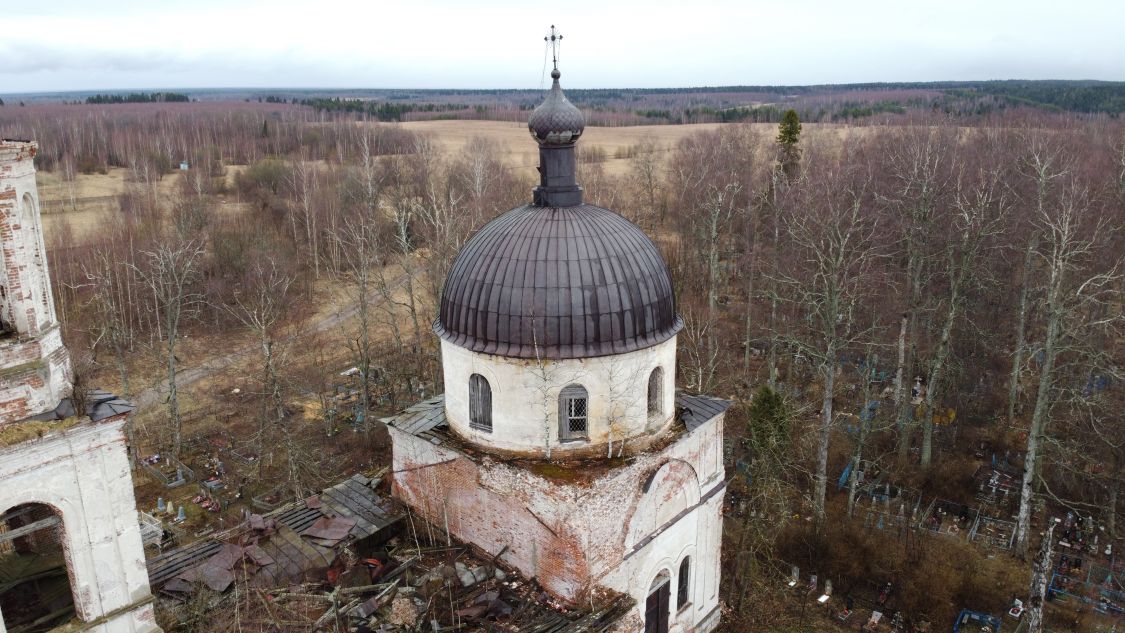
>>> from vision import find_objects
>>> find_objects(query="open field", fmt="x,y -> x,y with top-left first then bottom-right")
36,165 -> 249,243
400,120 -> 731,178
33,119 -> 876,245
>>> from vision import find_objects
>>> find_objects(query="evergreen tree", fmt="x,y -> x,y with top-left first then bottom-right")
777,109 -> 802,146
776,109 -> 802,180
747,385 -> 790,456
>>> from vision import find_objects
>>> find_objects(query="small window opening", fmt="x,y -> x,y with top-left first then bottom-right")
469,374 -> 492,432
647,367 -> 663,418
677,556 -> 691,609
645,571 -> 671,633
0,503 -> 76,632
559,384 -> 588,441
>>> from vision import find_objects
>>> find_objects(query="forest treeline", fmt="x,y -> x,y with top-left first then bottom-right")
0,102 -> 1122,631
299,97 -> 473,121
85,92 -> 191,104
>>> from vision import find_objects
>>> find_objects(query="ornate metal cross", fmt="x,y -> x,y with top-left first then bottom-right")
544,25 -> 563,72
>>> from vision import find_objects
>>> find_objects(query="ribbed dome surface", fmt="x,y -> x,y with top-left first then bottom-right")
435,204 -> 681,359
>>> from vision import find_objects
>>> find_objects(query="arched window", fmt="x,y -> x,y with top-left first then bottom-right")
677,556 -> 691,609
645,571 -> 671,633
647,367 -> 663,418
559,384 -> 588,441
469,374 -> 492,432
0,503 -> 76,630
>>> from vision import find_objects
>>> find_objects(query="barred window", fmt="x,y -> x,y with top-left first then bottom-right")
559,384 -> 588,441
469,374 -> 492,431
647,367 -> 663,418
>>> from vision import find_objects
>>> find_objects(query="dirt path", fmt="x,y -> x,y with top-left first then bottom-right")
133,273 -> 408,410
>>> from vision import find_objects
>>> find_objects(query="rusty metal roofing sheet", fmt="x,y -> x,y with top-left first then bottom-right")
435,204 -> 682,360
148,474 -> 401,594
147,539 -> 222,588
301,516 -> 357,544
274,505 -> 323,534
252,524 -> 334,588
676,392 -> 733,432
318,476 -> 396,539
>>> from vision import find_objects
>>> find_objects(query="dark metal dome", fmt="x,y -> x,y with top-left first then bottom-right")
528,70 -> 585,145
435,203 -> 682,359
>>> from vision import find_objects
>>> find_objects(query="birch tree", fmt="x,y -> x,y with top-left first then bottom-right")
919,164 -> 1008,465
333,214 -> 387,433
139,240 -> 203,457
1008,134 -> 1069,424
226,257 -> 303,497
1013,182 -> 1122,555
772,167 -> 881,521
880,127 -> 953,460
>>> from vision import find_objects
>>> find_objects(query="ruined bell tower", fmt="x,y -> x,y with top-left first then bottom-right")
0,140 -> 160,633
0,141 -> 70,421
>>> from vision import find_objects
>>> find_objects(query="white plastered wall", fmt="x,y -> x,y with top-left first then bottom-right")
602,493 -> 724,633
599,414 -> 726,633
0,419 -> 161,633
440,336 -> 677,454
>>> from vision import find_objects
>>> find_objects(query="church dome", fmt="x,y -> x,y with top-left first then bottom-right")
528,69 -> 585,145
435,203 -> 682,359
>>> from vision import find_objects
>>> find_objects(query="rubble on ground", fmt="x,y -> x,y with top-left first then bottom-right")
146,472 -> 632,631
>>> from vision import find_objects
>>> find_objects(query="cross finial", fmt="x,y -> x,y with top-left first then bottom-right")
544,25 -> 563,72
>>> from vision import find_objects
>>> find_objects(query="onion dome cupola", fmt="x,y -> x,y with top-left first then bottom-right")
527,68 -> 585,146
434,28 -> 682,362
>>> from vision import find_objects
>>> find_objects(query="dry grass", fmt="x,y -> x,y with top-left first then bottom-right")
36,166 -> 251,244
36,168 -> 179,236
0,416 -> 82,448
399,120 -> 729,178
34,120 -> 869,245
398,119 -> 872,178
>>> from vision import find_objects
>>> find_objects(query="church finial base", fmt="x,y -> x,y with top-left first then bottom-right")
532,143 -> 583,207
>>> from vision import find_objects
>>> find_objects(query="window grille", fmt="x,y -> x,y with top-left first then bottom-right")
648,367 -> 663,418
469,374 -> 492,431
559,384 -> 588,440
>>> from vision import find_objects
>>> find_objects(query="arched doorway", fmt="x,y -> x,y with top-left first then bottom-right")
645,570 -> 671,633
0,503 -> 76,632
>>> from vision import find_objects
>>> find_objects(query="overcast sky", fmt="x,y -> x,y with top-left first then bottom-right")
2,0 -> 1123,93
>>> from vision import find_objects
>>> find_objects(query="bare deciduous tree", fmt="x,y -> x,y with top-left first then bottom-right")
919,164 -> 1008,465
333,213 -> 388,433
225,257 -> 301,497
1014,182 -> 1121,555
138,239 -> 203,457
880,126 -> 953,460
772,168 -> 882,521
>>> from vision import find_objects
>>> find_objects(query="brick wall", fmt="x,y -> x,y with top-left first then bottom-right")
0,140 -> 72,428
390,414 -> 725,606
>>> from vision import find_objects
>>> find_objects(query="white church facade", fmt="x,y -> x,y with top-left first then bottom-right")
383,55 -> 728,633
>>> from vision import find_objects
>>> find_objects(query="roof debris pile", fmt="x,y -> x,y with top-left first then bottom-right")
147,473 -> 632,631
149,474 -> 401,595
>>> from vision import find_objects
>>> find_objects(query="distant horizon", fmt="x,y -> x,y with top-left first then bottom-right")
5,77 -> 1123,99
